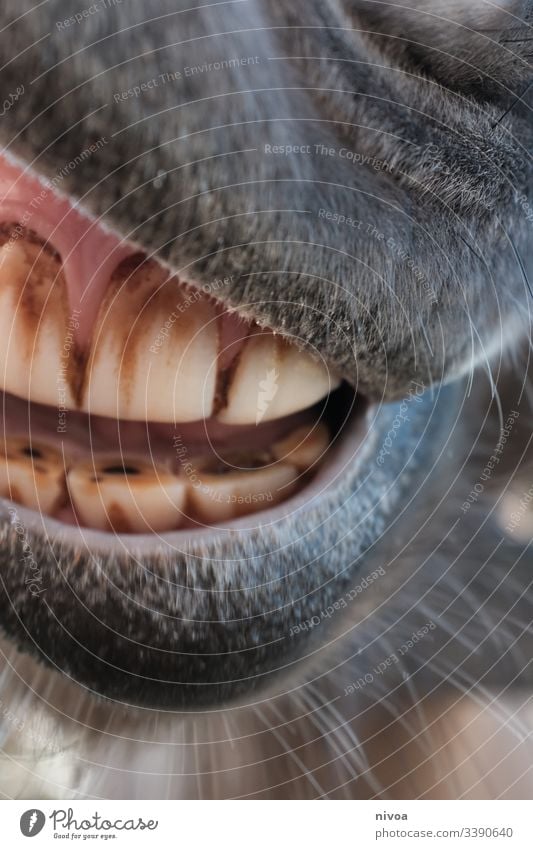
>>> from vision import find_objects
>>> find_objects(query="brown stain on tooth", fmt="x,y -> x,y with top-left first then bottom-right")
78,255 -> 156,413
107,502 -> 132,534
67,457 -> 187,532
9,241 -> 65,335
0,227 -> 81,408
0,437 -> 66,514
70,345 -> 88,407
81,257 -> 218,422
8,484 -> 22,504
212,343 -> 244,417
0,223 -> 61,258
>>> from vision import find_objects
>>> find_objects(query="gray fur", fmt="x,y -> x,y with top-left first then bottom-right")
0,0 -> 531,796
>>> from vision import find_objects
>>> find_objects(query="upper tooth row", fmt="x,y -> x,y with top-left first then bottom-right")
0,239 -> 339,423
0,425 -> 329,532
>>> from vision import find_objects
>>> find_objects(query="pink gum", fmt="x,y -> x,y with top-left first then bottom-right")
0,155 -> 139,348
0,153 -> 252,366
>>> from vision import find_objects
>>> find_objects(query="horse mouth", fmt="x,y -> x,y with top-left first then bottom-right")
0,156 -> 363,539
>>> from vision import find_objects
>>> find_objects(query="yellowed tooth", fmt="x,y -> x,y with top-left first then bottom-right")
67,458 -> 187,533
0,437 -> 66,514
272,422 -> 330,470
82,260 -> 218,422
188,462 -> 297,523
216,331 -> 340,425
0,239 -> 77,409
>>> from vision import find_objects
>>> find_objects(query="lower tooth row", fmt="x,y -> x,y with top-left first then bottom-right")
67,460 -> 188,533
0,425 -> 329,532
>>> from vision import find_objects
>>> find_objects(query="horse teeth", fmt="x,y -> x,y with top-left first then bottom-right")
216,331 -> 340,425
0,418 -> 331,531
0,438 -> 66,514
0,233 -> 338,427
0,217 -> 338,532
187,462 -> 298,523
67,458 -> 187,533
272,422 -> 330,470
81,260 -> 218,423
0,241 -> 77,410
